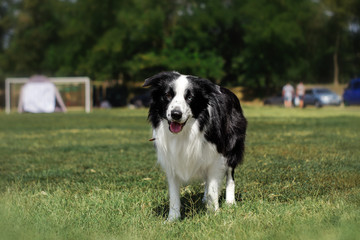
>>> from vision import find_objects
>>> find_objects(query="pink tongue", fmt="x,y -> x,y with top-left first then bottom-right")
170,122 -> 182,133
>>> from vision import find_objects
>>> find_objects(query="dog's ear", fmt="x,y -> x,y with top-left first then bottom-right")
143,71 -> 180,87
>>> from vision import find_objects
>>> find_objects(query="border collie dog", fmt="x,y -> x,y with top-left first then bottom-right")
143,71 -> 247,221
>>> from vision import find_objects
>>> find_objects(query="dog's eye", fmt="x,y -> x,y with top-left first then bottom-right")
185,93 -> 193,102
165,92 -> 172,101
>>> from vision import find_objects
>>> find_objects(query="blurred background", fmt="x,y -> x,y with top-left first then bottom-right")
0,0 -> 359,108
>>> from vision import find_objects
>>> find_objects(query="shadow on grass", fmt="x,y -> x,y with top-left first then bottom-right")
153,190 -> 243,220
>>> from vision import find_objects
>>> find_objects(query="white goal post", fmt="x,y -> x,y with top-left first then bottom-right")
5,77 -> 91,114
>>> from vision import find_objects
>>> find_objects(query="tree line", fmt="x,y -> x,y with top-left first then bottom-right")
0,0 -> 359,94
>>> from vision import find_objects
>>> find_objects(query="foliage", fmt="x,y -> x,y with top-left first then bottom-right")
0,107 -> 360,239
0,0 -> 359,92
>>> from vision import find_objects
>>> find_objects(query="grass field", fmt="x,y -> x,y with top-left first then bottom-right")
0,107 -> 359,240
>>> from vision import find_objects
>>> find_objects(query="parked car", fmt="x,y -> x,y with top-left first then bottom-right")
303,88 -> 341,108
343,78 -> 360,106
263,94 -> 284,106
129,92 -> 151,108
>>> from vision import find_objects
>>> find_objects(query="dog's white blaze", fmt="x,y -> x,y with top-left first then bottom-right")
166,75 -> 192,123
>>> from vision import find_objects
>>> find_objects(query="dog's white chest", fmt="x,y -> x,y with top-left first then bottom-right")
154,119 -> 225,182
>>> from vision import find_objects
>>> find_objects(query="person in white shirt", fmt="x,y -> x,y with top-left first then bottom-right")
282,83 -> 294,108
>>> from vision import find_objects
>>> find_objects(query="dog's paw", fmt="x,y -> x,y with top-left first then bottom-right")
225,199 -> 236,205
165,210 -> 180,223
164,216 -> 180,224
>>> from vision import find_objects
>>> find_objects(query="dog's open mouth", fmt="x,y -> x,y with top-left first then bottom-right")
168,120 -> 187,134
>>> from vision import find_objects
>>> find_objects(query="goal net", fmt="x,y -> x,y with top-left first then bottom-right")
5,77 -> 91,113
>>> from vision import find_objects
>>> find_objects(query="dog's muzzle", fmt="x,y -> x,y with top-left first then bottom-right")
168,110 -> 188,133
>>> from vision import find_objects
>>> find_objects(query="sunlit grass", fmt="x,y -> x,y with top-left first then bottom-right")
0,107 -> 359,239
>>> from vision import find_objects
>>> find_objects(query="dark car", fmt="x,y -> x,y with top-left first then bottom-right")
343,78 -> 360,106
303,88 -> 341,108
129,92 -> 151,108
263,94 -> 284,106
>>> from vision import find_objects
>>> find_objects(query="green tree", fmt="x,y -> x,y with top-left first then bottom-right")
0,0 -> 19,82
231,0 -> 313,93
5,0 -> 60,75
125,0 -> 245,83
44,0 -> 122,79
1,0 -> 359,98
314,0 -> 359,84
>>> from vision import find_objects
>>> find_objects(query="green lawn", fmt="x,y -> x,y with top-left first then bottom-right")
0,107 -> 359,240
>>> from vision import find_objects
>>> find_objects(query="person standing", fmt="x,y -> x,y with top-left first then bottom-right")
296,82 -> 305,108
282,83 -> 294,108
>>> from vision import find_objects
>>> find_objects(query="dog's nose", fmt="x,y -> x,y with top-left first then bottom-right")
171,110 -> 182,121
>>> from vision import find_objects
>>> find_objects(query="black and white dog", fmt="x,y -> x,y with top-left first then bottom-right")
143,71 -> 247,221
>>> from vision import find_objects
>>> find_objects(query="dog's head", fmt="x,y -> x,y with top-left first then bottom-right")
143,71 -> 218,133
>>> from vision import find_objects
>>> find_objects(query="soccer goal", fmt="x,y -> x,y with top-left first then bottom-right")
5,77 -> 91,114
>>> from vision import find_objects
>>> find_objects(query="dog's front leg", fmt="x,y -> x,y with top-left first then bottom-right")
206,177 -> 220,211
166,173 -> 181,221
